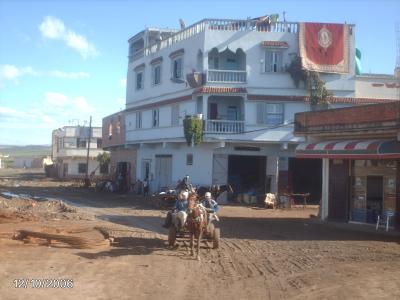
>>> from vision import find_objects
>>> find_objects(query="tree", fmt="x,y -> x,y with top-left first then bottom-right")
97,152 -> 110,174
183,115 -> 203,146
287,55 -> 332,110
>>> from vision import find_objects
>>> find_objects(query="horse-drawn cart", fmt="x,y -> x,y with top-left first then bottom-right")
168,216 -> 220,249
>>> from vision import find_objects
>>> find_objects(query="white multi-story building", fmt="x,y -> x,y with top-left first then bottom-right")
52,126 -> 105,178
104,17 -> 400,200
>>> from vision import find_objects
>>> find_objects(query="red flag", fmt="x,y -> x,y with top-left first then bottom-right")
299,22 -> 349,73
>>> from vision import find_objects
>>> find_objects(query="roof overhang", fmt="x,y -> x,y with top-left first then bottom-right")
296,139 -> 400,159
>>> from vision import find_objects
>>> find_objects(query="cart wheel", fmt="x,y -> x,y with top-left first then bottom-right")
168,226 -> 176,246
207,223 -> 215,239
212,228 -> 220,249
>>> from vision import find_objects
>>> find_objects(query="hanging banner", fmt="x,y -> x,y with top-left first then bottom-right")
299,22 -> 349,73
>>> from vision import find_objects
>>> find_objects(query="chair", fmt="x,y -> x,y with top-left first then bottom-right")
375,210 -> 396,232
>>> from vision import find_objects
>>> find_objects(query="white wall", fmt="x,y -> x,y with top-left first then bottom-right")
136,143 -> 215,190
62,158 -> 100,177
355,76 -> 400,99
126,32 -> 205,107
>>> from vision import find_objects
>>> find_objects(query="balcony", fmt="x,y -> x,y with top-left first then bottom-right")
130,18 -> 299,60
204,119 -> 245,134
206,69 -> 247,83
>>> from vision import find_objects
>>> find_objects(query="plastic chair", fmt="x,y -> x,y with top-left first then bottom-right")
376,210 -> 396,232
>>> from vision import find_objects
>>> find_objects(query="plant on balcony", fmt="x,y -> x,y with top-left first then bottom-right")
183,115 -> 203,146
286,55 -> 332,111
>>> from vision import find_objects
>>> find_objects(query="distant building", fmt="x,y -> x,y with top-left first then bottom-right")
51,126 -> 106,178
12,157 -> 44,168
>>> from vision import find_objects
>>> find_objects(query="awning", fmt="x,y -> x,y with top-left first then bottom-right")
296,139 -> 400,159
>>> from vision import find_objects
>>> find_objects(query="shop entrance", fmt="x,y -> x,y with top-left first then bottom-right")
366,176 -> 383,223
288,158 -> 322,204
228,155 -> 266,196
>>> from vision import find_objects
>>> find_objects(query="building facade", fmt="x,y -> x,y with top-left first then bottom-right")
52,126 -> 105,179
295,102 -> 400,228
104,17 -> 400,198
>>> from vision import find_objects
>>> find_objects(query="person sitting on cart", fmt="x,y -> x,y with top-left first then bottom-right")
201,192 -> 219,225
162,190 -> 189,229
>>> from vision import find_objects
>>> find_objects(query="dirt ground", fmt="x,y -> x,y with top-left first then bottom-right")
0,169 -> 400,300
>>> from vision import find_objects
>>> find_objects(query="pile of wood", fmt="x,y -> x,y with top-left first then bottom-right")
13,230 -> 110,249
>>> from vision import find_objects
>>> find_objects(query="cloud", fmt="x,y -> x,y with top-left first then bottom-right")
0,65 -> 90,86
0,65 -> 37,81
45,92 -> 70,107
116,98 -> 125,106
39,16 -> 98,59
0,106 -> 33,119
39,16 -> 65,39
120,78 -> 127,87
74,96 -> 95,112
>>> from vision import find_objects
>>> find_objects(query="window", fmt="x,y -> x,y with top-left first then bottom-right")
152,109 -> 159,127
136,71 -> 144,90
196,97 -> 203,114
97,138 -> 102,148
108,122 -> 113,139
171,104 -> 179,126
265,50 -> 283,73
116,117 -> 121,134
256,103 -> 284,125
266,103 -> 284,124
186,154 -> 193,166
78,163 -> 87,174
135,111 -> 142,129
152,64 -> 161,85
77,138 -> 87,148
172,57 -> 183,79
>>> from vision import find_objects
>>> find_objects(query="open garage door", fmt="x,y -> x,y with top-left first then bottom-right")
212,154 -> 228,185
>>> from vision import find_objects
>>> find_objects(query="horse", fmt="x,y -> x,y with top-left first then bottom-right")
186,192 -> 207,260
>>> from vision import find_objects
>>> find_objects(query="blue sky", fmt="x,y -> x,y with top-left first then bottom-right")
0,0 -> 399,145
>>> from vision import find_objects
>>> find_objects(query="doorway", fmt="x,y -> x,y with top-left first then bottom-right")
366,176 -> 383,223
155,155 -> 172,191
228,155 -> 266,195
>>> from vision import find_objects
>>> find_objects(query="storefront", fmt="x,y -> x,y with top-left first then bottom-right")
296,139 -> 400,228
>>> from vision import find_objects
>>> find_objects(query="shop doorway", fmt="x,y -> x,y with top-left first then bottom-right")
289,158 -> 322,204
228,155 -> 266,196
366,176 -> 383,223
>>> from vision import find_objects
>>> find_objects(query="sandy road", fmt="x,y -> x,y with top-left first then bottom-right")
1,170 -> 400,299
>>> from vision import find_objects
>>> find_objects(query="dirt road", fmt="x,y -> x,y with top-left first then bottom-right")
1,169 -> 400,300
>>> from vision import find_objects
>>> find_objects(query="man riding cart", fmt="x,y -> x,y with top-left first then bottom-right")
162,190 -> 189,230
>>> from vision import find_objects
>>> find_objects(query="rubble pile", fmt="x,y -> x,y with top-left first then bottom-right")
0,192 -> 91,221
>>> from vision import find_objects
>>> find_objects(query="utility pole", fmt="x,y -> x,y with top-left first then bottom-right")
85,116 -> 92,186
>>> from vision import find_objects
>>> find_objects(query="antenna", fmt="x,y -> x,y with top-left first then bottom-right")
396,22 -> 400,68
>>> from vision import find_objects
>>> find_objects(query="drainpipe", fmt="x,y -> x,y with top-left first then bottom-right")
321,158 -> 330,220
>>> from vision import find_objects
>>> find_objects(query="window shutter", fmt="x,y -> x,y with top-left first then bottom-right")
171,104 -> 179,126
277,52 -> 283,72
256,102 -> 264,124
265,51 -> 272,72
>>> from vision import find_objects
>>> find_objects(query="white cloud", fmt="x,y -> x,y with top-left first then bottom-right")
0,106 -> 33,119
45,92 -> 70,107
39,16 -> 65,39
74,96 -> 95,112
0,65 -> 37,81
48,70 -> 90,79
120,78 -> 127,87
39,16 -> 98,59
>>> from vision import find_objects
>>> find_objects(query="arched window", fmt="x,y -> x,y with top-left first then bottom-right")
108,121 -> 113,140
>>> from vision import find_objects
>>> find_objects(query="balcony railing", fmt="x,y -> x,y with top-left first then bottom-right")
204,119 -> 245,134
207,69 -> 247,83
130,18 -> 300,61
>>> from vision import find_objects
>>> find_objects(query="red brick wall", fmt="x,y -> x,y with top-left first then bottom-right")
102,112 -> 125,148
295,102 -> 400,131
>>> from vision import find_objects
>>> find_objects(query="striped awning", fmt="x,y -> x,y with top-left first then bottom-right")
296,140 -> 400,159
